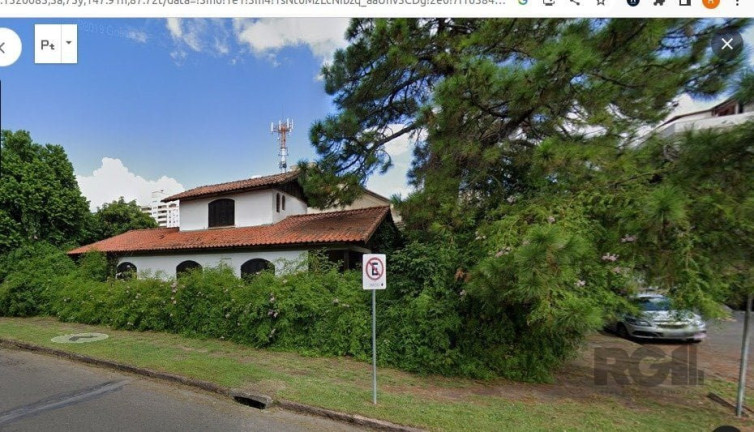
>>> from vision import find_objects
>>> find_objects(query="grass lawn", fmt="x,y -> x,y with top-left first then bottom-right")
0,317 -> 751,432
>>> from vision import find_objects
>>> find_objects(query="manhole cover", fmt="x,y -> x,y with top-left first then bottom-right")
51,333 -> 109,344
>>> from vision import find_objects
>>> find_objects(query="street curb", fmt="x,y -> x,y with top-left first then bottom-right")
276,400 -> 424,432
0,338 -> 425,432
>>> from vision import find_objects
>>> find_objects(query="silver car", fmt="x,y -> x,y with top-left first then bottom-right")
612,293 -> 707,342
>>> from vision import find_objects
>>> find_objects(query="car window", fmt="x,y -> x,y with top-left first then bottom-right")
636,297 -> 671,312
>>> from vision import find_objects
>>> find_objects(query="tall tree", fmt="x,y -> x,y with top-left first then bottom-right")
0,130 -> 91,253
93,197 -> 157,240
304,19 -> 745,217
304,19 -> 752,375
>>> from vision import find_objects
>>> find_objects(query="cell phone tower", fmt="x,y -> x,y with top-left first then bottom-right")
271,119 -> 293,173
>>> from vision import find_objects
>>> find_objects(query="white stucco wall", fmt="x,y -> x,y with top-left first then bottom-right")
118,250 -> 307,280
308,193 -> 388,214
272,190 -> 308,224
179,190 -> 306,231
659,111 -> 754,138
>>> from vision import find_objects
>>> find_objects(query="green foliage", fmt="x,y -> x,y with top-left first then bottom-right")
91,197 -> 158,241
0,243 -> 75,316
297,18 -> 754,381
734,68 -> 754,104
0,240 -> 556,380
77,251 -> 110,282
0,130 -> 92,253
307,19 -> 745,212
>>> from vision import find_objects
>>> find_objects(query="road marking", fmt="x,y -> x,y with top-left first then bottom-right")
0,380 -> 128,426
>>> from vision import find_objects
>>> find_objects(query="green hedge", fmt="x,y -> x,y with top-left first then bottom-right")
0,243 -> 580,381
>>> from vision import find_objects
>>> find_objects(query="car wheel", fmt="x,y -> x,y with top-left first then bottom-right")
617,323 -> 630,340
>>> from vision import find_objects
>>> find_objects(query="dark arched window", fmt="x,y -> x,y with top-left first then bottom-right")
208,199 -> 234,228
282,195 -> 286,211
116,262 -> 137,279
241,259 -> 275,278
276,193 -> 280,213
176,260 -> 202,277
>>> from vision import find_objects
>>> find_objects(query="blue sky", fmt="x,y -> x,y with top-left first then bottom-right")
0,18 -> 415,210
0,18 -> 751,211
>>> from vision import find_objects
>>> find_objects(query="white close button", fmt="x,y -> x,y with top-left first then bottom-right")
0,28 -> 22,67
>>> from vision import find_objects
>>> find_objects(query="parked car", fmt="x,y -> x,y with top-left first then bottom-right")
610,293 -> 707,342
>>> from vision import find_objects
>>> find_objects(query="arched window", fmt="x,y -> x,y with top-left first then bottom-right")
276,193 -> 280,213
176,260 -> 202,277
282,195 -> 286,211
241,259 -> 275,278
116,262 -> 137,279
208,199 -> 234,228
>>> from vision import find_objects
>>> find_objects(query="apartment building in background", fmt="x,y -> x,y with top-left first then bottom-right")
141,190 -> 180,228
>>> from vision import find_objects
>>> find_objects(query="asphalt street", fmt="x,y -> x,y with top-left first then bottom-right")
0,347 -> 366,432
641,311 -> 754,385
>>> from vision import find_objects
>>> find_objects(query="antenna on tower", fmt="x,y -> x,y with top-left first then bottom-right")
271,118 -> 293,173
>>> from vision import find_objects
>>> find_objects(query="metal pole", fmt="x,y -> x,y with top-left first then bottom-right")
372,288 -> 377,405
736,293 -> 753,417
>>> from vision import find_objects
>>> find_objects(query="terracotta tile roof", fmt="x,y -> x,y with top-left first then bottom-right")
68,206 -> 390,255
164,171 -> 300,202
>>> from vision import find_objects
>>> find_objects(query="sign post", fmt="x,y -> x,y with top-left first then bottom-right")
362,253 -> 386,405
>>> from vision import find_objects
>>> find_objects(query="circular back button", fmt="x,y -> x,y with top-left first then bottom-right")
0,28 -> 22,67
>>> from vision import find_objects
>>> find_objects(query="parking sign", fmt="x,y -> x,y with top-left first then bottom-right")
362,254 -> 386,290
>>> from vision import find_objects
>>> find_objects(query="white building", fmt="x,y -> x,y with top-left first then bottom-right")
140,190 -> 180,228
657,98 -> 754,138
69,171 -> 397,280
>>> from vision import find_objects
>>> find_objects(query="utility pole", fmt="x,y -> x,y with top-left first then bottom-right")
736,293 -> 753,417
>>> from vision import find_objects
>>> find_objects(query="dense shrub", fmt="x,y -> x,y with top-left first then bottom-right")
0,244 -> 585,381
0,242 -> 75,316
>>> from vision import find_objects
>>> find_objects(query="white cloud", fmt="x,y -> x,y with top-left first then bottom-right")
126,29 -> 148,44
161,18 -> 349,67
166,18 -> 182,40
383,124 -> 426,157
367,156 -> 413,200
170,49 -> 188,65
366,125 -> 423,200
76,158 -> 184,212
232,18 -> 349,63
165,18 -> 204,52
166,19 -> 233,56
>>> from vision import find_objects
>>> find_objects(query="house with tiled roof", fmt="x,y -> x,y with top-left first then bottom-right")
657,97 -> 754,138
69,171 -> 398,279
